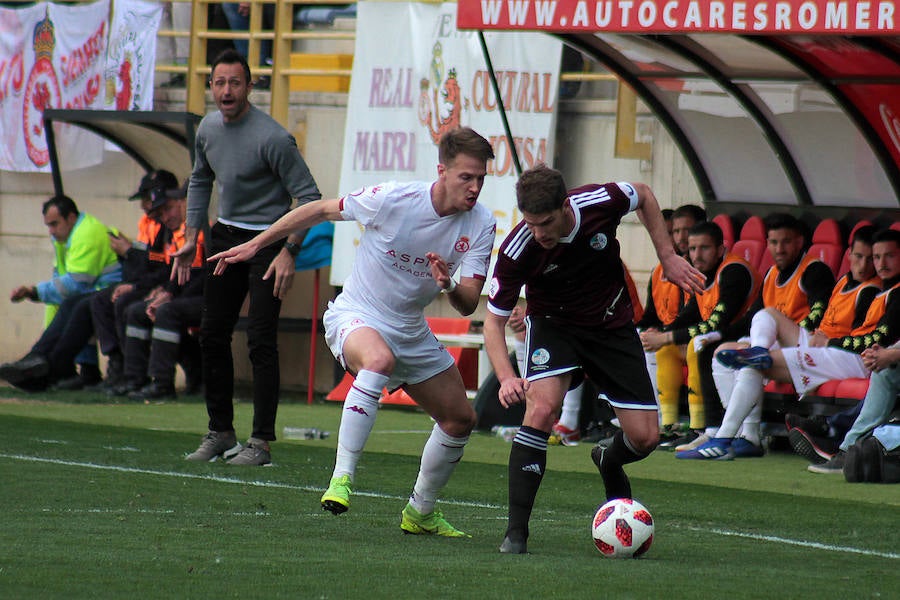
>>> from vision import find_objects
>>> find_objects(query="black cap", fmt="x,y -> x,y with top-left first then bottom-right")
165,178 -> 189,199
129,170 -> 180,211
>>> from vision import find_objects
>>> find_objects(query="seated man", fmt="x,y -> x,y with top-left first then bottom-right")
120,187 -> 205,400
805,342 -> 900,474
91,170 -> 182,392
635,204 -> 703,444
0,195 -> 122,390
675,213 -> 837,458
640,221 -> 762,453
691,228 -> 898,460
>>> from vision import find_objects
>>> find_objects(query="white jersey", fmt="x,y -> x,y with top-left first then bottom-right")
331,180 -> 496,336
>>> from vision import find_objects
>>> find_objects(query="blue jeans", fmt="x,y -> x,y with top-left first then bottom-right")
839,367 -> 900,451
221,2 -> 272,66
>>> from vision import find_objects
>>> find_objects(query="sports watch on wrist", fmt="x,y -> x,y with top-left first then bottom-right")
284,241 -> 301,257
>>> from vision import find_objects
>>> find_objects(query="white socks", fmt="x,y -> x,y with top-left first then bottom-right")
644,350 -> 659,406
558,382 -> 584,430
749,310 -> 777,349
332,369 -> 387,480
718,367 -> 764,439
409,423 -> 469,515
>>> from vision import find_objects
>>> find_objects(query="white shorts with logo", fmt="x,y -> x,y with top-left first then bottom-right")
323,302 -> 455,391
782,346 -> 869,396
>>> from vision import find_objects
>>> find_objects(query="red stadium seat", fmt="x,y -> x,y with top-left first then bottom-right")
808,219 -> 844,276
814,379 -> 841,398
764,380 -> 796,395
739,215 -> 766,242
731,215 -> 768,272
712,214 -> 736,250
839,220 -> 874,275
834,378 -> 870,402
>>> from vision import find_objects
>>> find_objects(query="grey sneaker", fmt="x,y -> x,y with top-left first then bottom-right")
226,438 -> 272,466
807,451 -> 845,474
185,430 -> 242,462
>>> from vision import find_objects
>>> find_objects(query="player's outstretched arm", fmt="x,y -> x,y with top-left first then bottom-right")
633,182 -> 704,294
208,198 -> 344,275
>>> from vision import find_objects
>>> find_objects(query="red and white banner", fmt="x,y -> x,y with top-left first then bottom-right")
105,0 -> 161,111
0,0 -> 160,173
332,1 -> 562,284
457,0 -> 897,34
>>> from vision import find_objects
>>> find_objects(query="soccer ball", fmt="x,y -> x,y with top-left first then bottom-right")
591,498 -> 654,558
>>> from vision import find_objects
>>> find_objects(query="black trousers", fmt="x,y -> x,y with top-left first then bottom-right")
90,285 -> 146,357
124,296 -> 203,385
202,222 -> 286,441
31,292 -> 96,380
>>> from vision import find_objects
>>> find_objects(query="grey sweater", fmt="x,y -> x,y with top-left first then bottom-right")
186,104 -> 321,230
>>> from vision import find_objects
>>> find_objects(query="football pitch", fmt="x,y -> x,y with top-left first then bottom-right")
0,389 -> 896,599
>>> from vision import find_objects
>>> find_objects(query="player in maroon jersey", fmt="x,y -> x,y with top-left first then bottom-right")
482,164 -> 703,554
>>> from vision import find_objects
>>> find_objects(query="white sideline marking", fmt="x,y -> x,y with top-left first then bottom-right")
0,453 -> 502,510
681,526 -> 899,560
2,453 -> 897,560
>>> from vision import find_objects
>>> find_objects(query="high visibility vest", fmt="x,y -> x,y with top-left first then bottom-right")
696,252 -> 761,323
761,253 -> 821,324
818,274 -> 881,339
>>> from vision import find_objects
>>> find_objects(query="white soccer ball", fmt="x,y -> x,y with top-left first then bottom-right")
591,498 -> 654,558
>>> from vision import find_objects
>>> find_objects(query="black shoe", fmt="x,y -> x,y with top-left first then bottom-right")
107,379 -> 148,397
582,421 -> 620,444
785,413 -> 829,437
658,425 -> 684,449
788,428 -> 838,464
0,354 -> 50,386
51,376 -> 85,391
128,381 -> 176,401
661,429 -> 700,451
78,364 -> 103,387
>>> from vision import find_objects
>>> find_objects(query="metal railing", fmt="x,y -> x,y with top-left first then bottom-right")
158,0 -> 356,125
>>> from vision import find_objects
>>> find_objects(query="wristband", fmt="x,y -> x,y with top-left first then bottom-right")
283,241 -> 302,257
441,278 -> 458,294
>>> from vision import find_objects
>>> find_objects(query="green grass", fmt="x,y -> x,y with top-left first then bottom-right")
0,388 -> 897,599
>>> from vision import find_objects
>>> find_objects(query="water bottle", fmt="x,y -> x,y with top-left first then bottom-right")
283,427 -> 330,440
491,425 -> 519,442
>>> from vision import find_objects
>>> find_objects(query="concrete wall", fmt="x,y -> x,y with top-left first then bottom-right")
0,88 -> 699,392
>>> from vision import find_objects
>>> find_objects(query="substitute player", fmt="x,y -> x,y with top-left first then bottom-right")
482,164 -> 704,554
208,127 -> 496,537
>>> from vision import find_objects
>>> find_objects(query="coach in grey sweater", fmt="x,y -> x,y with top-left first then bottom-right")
173,48 -> 321,466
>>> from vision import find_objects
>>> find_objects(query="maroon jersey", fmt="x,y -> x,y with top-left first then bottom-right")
487,182 -> 638,329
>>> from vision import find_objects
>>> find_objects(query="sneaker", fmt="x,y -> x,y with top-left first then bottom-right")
0,354 -> 49,387
807,450 -> 846,474
658,424 -> 681,448
788,428 -> 837,464
785,413 -> 829,437
128,381 -> 176,402
50,375 -> 85,391
716,346 -> 772,370
661,429 -> 699,450
321,475 -> 352,515
675,437 -> 735,460
499,535 -> 527,554
674,432 -> 710,453
400,503 -> 471,538
548,423 -> 581,446
227,438 -> 272,466
582,421 -> 620,444
185,430 -> 242,462
731,438 -> 765,458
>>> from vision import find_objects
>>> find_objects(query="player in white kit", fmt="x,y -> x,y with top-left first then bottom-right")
207,127 -> 496,537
